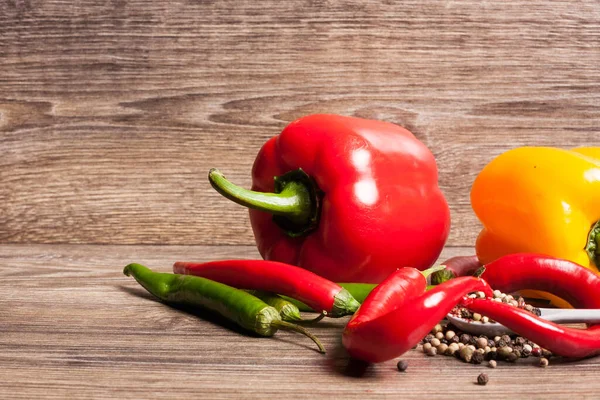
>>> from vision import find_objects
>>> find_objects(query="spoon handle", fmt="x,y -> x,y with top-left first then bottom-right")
541,308 -> 600,324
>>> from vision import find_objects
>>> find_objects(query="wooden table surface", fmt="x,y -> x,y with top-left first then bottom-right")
3,245 -> 600,399
2,0 -> 600,398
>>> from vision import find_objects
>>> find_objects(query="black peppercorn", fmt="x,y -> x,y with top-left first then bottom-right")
515,337 -> 525,346
472,351 -> 485,364
460,334 -> 471,344
477,373 -> 489,386
397,360 -> 408,372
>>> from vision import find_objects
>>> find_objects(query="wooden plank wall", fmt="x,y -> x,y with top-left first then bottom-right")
1,0 -> 599,246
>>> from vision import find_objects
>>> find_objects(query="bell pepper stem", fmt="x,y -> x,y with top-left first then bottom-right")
586,220 -> 600,268
209,168 -> 321,237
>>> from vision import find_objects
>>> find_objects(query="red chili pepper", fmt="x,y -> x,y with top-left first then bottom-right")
342,273 -> 492,363
462,298 -> 600,359
173,259 -> 360,317
479,253 -> 600,309
430,255 -> 482,285
208,114 -> 450,283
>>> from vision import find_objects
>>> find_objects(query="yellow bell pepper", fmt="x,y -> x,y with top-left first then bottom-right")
471,146 -> 600,307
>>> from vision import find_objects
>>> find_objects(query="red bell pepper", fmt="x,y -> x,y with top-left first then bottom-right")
208,114 -> 450,283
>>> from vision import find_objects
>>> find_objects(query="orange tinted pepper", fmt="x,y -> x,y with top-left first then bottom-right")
471,147 -> 600,306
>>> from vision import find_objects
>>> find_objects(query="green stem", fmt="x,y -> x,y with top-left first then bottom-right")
208,168 -> 321,237
420,264 -> 446,279
586,220 -> 600,268
297,311 -> 327,324
271,320 -> 326,354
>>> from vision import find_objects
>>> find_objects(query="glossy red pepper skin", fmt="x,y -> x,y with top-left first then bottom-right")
349,268 -> 427,327
462,298 -> 600,359
480,253 -> 600,309
173,259 -> 360,317
342,274 -> 492,363
249,114 -> 450,283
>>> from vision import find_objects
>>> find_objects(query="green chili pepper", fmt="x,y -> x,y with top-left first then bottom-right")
244,291 -> 326,323
124,263 -> 325,353
245,290 -> 303,321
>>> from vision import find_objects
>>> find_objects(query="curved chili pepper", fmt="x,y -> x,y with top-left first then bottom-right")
124,263 -> 325,353
286,282 -> 439,312
462,298 -> 600,359
342,274 -> 492,363
173,259 -> 360,317
282,283 -> 378,312
430,255 -> 482,285
480,253 -> 600,309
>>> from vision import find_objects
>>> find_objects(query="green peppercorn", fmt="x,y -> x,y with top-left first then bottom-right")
497,346 -> 513,359
460,346 -> 474,363
513,349 -> 522,358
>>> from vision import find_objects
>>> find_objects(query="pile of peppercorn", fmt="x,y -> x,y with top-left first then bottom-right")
420,289 -> 552,367
420,323 -> 551,368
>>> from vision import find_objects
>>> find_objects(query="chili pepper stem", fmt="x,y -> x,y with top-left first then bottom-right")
208,168 -> 321,237
271,320 -> 326,353
332,288 -> 361,317
586,220 -> 600,268
297,311 -> 328,324
420,265 -> 446,279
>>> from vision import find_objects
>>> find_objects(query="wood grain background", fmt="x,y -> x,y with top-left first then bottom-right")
2,0 -> 599,246
3,2 -> 600,398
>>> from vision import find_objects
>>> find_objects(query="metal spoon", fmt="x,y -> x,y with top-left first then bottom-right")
446,308 -> 600,337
